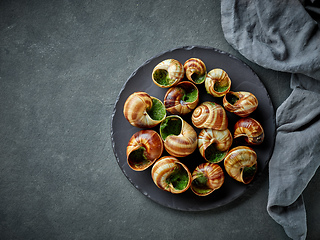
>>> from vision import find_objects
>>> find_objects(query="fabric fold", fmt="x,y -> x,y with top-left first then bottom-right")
267,76 -> 320,239
221,0 -> 320,79
221,1 -> 320,239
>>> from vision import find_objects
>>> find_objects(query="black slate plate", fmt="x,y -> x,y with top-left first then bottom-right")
111,46 -> 275,211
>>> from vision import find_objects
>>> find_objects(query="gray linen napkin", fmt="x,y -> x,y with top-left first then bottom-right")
220,1 -> 320,239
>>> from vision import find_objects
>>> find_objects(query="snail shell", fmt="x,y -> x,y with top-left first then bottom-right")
191,102 -> 228,130
126,130 -> 163,171
234,118 -> 264,145
198,128 -> 233,163
164,81 -> 199,115
183,58 -> 207,84
159,115 -> 197,158
224,146 -> 257,184
152,59 -> 185,88
191,163 -> 224,196
151,156 -> 192,194
123,92 -> 166,128
205,69 -> 231,97
223,91 -> 258,117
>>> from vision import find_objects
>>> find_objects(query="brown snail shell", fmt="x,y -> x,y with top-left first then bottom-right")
205,69 -> 231,97
183,58 -> 207,84
198,128 -> 233,163
123,92 -> 166,128
224,146 -> 257,184
159,115 -> 197,158
191,163 -> 224,196
164,81 -> 199,115
223,91 -> 258,117
152,59 -> 185,88
126,130 -> 163,171
151,156 -> 192,194
234,118 -> 264,145
191,102 -> 228,130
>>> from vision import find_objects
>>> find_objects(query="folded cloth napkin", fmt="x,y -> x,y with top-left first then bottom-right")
220,1 -> 320,239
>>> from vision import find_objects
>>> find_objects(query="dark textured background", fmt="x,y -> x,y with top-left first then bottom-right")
1,0 -> 319,239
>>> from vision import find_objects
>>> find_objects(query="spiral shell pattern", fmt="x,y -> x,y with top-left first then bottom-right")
123,92 -> 166,128
191,102 -> 228,130
191,163 -> 224,196
151,156 -> 191,194
223,91 -> 258,117
198,128 -> 233,163
126,130 -> 163,171
183,58 -> 207,84
205,68 -> 231,97
152,59 -> 185,88
234,118 -> 264,145
164,81 -> 199,115
160,115 -> 197,158
224,146 -> 257,184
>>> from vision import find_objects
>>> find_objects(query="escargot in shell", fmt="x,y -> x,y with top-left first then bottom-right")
234,117 -> 264,145
164,81 -> 199,115
126,130 -> 163,171
191,102 -> 228,130
151,156 -> 192,194
205,68 -> 231,97
159,115 -> 197,158
223,91 -> 258,117
152,59 -> 185,88
191,163 -> 224,196
224,146 -> 257,184
183,58 -> 207,84
123,92 -> 166,128
198,128 -> 233,163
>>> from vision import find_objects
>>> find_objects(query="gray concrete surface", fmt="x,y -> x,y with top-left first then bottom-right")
1,0 -> 319,239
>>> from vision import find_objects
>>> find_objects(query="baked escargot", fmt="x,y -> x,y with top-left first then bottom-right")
191,102 -> 228,130
159,115 -> 197,158
191,163 -> 224,196
198,128 -> 233,163
152,59 -> 185,88
164,81 -> 199,115
151,156 -> 192,194
183,58 -> 207,84
234,118 -> 264,145
123,92 -> 166,128
205,68 -> 231,97
223,91 -> 258,117
126,130 -> 163,171
224,146 -> 257,184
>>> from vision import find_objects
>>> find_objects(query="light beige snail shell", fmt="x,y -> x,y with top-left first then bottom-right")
223,91 -> 258,117
123,92 -> 166,128
152,59 -> 185,88
126,130 -> 164,171
198,128 -> 233,163
191,102 -> 228,130
191,163 -> 224,196
224,146 -> 257,184
234,117 -> 264,145
183,58 -> 207,84
159,115 -> 197,158
151,156 -> 192,194
205,68 -> 231,97
164,81 -> 199,115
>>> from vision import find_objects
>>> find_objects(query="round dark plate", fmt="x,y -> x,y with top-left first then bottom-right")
111,46 -> 275,211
